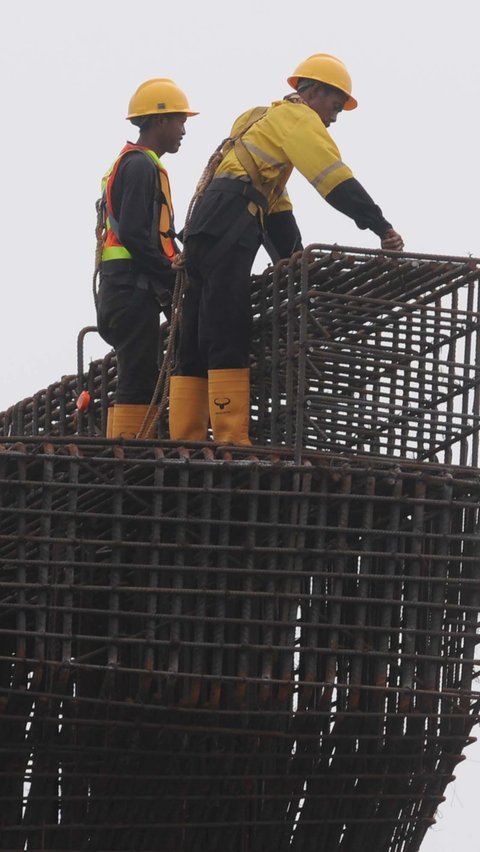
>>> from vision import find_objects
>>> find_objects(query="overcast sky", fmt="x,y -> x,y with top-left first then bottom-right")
1,0 -> 479,847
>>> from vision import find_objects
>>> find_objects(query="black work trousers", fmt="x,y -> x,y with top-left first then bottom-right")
96,270 -> 163,404
177,235 -> 259,377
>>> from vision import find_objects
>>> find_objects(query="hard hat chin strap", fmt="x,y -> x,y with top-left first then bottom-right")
296,78 -> 316,93
283,92 -> 305,104
131,115 -> 153,129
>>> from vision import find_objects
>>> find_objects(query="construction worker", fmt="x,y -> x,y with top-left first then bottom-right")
169,54 -> 404,446
97,78 -> 198,438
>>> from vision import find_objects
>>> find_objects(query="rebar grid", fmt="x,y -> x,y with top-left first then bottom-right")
0,439 -> 479,851
249,245 -> 480,464
2,246 -> 480,469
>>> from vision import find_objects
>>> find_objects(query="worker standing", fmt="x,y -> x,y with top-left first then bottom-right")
97,78 -> 198,439
169,54 -> 403,446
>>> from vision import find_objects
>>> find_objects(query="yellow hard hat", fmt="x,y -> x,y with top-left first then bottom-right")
287,54 -> 357,110
126,78 -> 199,121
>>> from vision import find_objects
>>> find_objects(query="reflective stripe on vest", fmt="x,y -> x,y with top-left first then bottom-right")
101,144 -> 176,263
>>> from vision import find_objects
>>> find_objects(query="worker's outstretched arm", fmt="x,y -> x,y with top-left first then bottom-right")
281,106 -> 404,251
326,178 -> 404,250
264,210 -> 303,261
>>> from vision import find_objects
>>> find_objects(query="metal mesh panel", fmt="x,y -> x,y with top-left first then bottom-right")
2,246 -> 480,468
249,246 -> 480,464
0,439 -> 479,851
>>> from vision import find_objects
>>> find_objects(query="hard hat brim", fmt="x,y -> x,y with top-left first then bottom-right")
126,109 -> 199,119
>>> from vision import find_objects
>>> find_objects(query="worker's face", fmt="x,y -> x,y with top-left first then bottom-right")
307,85 -> 348,128
159,114 -> 187,154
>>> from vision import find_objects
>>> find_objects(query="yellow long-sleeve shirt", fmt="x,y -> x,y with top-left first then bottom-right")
187,98 -> 391,253
216,100 -> 354,215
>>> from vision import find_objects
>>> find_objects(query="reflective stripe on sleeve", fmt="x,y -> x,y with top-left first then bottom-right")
311,160 -> 347,192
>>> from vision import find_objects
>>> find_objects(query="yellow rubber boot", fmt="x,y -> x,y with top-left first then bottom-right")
169,376 -> 209,441
111,404 -> 157,439
106,406 -> 115,438
208,368 -> 252,445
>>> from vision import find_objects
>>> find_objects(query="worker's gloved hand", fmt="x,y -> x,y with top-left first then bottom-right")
381,229 -> 404,251
151,265 -> 177,305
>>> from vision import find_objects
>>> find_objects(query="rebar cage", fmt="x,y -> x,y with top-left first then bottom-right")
1,245 -> 480,851
0,439 -> 479,851
2,245 -> 480,468
250,245 -> 480,464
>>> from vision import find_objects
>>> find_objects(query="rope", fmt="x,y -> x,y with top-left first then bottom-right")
136,140 -> 229,439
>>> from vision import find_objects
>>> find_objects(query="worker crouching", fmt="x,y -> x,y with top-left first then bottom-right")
96,78 -> 198,439
169,53 -> 403,446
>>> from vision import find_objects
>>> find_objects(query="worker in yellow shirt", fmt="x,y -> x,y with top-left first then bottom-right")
169,53 -> 404,446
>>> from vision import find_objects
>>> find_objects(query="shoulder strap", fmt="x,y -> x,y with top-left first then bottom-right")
226,106 -> 287,207
233,106 -> 269,137
233,138 -> 265,196
222,106 -> 268,159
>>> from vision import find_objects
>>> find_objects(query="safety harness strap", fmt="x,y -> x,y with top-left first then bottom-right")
223,106 -> 269,206
233,140 -> 267,209
229,106 -> 290,214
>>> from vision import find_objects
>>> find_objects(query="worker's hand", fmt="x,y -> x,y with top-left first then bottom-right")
381,229 -> 404,251
151,266 -> 177,306
171,253 -> 186,270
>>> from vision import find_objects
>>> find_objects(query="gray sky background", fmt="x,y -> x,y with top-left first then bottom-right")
1,1 -> 479,847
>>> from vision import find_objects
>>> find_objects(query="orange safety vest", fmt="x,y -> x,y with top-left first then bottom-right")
101,143 -> 176,262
